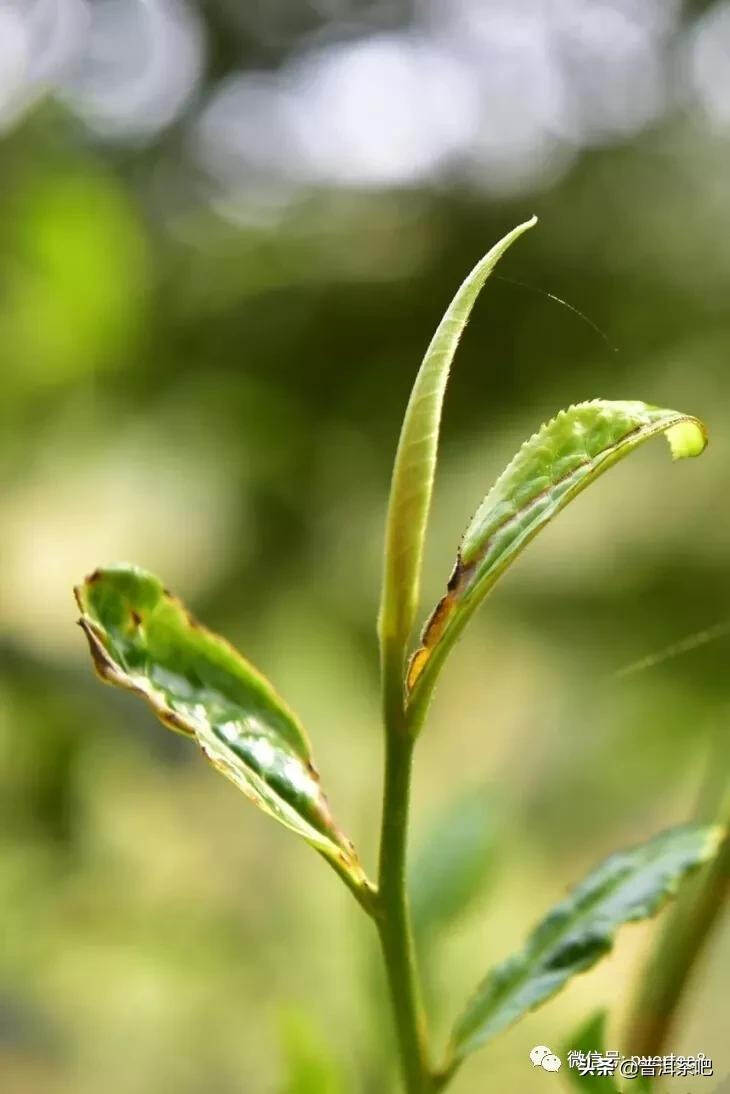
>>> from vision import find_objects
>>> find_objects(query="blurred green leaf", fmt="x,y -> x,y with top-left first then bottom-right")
1,168 -> 147,391
378,218 -> 537,681
410,788 -> 496,940
75,565 -> 370,898
562,1011 -> 621,1092
449,823 -> 724,1064
279,1009 -> 345,1094
407,400 -> 707,700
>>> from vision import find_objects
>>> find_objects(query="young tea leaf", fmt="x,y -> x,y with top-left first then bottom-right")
378,218 -> 537,687
75,565 -> 371,901
449,823 -> 724,1064
407,400 -> 707,702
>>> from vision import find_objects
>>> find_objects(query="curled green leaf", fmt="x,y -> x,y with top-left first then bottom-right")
378,218 -> 537,692
408,400 -> 707,700
75,565 -> 372,904
448,824 -> 724,1065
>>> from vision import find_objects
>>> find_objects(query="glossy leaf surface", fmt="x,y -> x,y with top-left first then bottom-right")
378,218 -> 537,677
450,824 -> 723,1063
76,565 -> 368,893
408,400 -> 707,696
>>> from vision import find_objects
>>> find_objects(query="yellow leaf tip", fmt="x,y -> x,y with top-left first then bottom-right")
513,215 -> 538,234
665,418 -> 707,461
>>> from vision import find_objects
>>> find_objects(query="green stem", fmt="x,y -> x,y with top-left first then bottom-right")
377,731 -> 434,1092
376,638 -> 434,1093
625,734 -> 729,1055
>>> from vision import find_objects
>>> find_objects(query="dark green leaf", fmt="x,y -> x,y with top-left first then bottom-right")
407,400 -> 707,702
449,824 -> 723,1063
75,565 -> 371,899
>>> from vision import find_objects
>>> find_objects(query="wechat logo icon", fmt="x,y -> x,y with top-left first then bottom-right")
530,1045 -> 562,1073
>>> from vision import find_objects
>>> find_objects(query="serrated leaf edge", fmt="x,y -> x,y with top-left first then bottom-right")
451,824 -> 725,1060
407,402 -> 707,695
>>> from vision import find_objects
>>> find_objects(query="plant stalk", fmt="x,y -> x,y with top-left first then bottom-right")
626,823 -> 728,1054
377,638 -> 435,1093
625,731 -> 729,1055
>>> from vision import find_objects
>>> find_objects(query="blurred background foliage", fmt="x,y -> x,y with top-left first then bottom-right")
1,1 -> 729,1091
